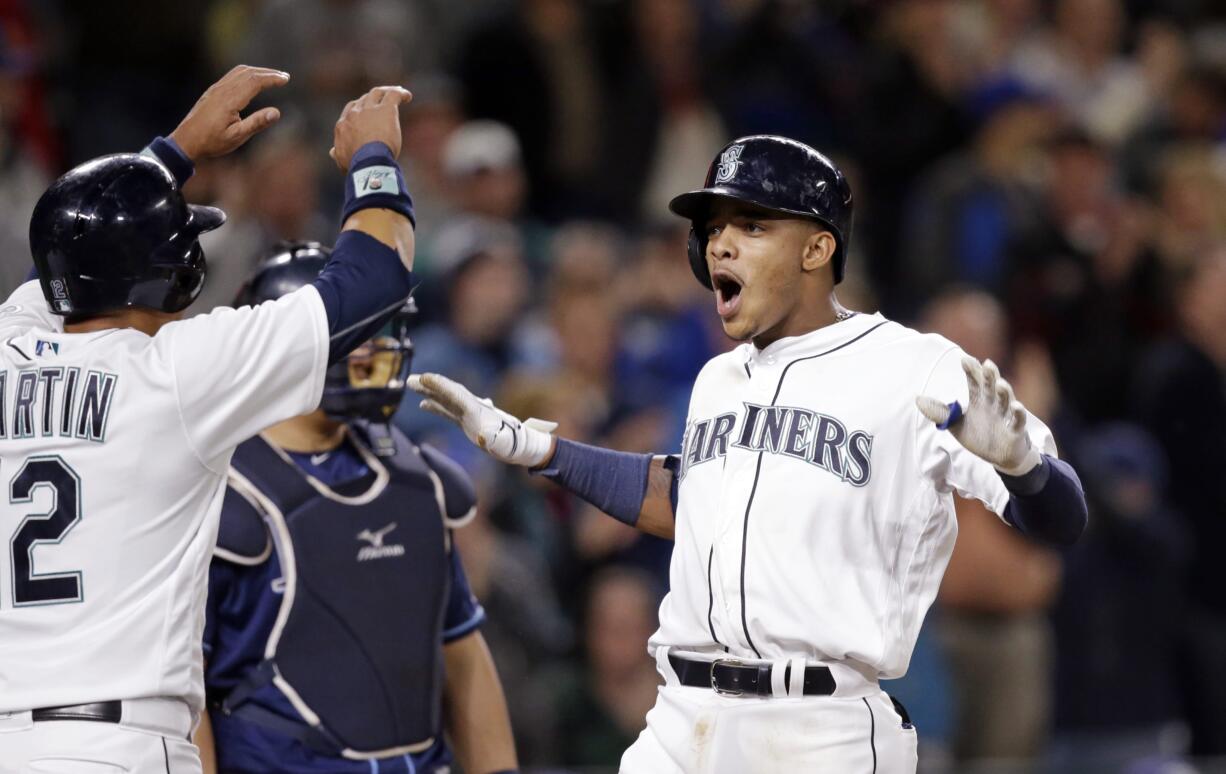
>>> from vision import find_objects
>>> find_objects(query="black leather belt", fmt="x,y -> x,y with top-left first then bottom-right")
31,701 -> 122,723
669,654 -> 836,697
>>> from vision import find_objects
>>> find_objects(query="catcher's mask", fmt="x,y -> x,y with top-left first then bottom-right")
321,298 -> 416,424
236,240 -> 416,431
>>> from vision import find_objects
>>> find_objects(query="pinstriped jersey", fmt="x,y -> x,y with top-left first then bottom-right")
0,281 -> 329,715
650,312 -> 1056,679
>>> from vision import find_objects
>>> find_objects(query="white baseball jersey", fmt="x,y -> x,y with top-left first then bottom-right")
651,312 -> 1056,679
0,280 -> 328,715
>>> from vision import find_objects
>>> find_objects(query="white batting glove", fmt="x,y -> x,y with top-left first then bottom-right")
915,356 -> 1042,476
407,373 -> 558,468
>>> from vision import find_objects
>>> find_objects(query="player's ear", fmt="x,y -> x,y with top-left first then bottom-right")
801,228 -> 836,274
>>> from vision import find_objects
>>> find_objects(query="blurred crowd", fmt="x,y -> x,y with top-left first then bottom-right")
6,0 -> 1226,771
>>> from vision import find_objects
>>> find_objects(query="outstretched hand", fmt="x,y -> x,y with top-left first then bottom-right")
408,373 -> 557,468
916,356 -> 1041,476
330,85 -> 413,171
169,65 -> 290,162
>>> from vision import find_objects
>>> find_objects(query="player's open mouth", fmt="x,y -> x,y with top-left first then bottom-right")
713,271 -> 743,318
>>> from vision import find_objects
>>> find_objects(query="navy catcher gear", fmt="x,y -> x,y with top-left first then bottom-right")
30,153 -> 225,316
236,241 -> 414,425
669,135 -> 854,285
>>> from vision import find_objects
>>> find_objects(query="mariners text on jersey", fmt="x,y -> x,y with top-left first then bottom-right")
0,365 -> 117,442
680,402 -> 873,486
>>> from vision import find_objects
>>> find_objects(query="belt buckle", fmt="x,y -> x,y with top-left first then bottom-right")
710,657 -> 745,697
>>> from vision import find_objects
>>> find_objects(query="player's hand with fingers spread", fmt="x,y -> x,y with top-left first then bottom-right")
408,373 -> 557,467
169,65 -> 291,161
331,85 -> 413,171
916,356 -> 1042,476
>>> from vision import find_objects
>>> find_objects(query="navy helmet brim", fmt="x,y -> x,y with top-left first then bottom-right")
186,204 -> 226,235
669,186 -> 827,225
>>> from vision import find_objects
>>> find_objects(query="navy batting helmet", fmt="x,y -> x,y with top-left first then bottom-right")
236,241 -> 415,425
669,135 -> 853,286
30,153 -> 225,316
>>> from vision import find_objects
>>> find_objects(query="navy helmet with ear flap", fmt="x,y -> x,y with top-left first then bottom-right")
235,241 -> 415,425
233,240 -> 330,307
668,135 -> 854,286
30,153 -> 225,316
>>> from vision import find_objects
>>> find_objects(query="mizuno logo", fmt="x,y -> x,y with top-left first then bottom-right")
358,523 -> 396,547
356,523 -> 405,561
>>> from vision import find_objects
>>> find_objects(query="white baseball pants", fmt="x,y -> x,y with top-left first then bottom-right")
621,655 -> 917,773
0,700 -> 201,774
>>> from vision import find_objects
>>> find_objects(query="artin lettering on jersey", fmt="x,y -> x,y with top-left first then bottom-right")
681,403 -> 873,486
0,367 -> 117,442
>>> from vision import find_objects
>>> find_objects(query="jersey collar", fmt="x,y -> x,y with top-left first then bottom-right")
744,312 -> 887,366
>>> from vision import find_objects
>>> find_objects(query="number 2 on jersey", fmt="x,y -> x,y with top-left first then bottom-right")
6,456 -> 84,606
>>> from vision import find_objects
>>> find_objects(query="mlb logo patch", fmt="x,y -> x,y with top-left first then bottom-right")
353,166 -> 400,198
35,340 -> 59,356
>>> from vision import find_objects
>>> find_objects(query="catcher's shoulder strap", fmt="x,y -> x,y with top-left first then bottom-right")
214,483 -> 272,564
214,437 -> 311,564
418,441 -> 478,527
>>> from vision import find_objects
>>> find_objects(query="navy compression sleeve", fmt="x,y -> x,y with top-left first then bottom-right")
1000,455 -> 1088,546
311,230 -> 412,365
535,439 -> 656,526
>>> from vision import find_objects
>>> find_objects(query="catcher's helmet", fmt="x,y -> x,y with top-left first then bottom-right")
236,241 -> 415,425
669,135 -> 853,286
30,153 -> 225,316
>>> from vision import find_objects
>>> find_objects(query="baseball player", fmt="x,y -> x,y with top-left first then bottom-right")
409,135 -> 1088,773
0,66 -> 419,773
196,242 -> 517,774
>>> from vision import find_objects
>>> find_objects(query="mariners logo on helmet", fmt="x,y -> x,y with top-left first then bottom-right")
714,144 -> 745,184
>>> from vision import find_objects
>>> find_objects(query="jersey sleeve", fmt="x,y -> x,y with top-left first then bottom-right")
157,286 -> 330,472
0,281 -> 63,334
442,541 -> 485,643
916,346 -> 1059,518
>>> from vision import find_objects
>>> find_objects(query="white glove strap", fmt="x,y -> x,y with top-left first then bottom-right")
477,402 -> 557,468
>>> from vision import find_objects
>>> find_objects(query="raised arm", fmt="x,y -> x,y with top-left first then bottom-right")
25,65 -> 292,284
161,83 -> 417,467
331,87 -> 416,266
168,65 -> 289,162
310,86 -> 417,363
408,373 -> 678,539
